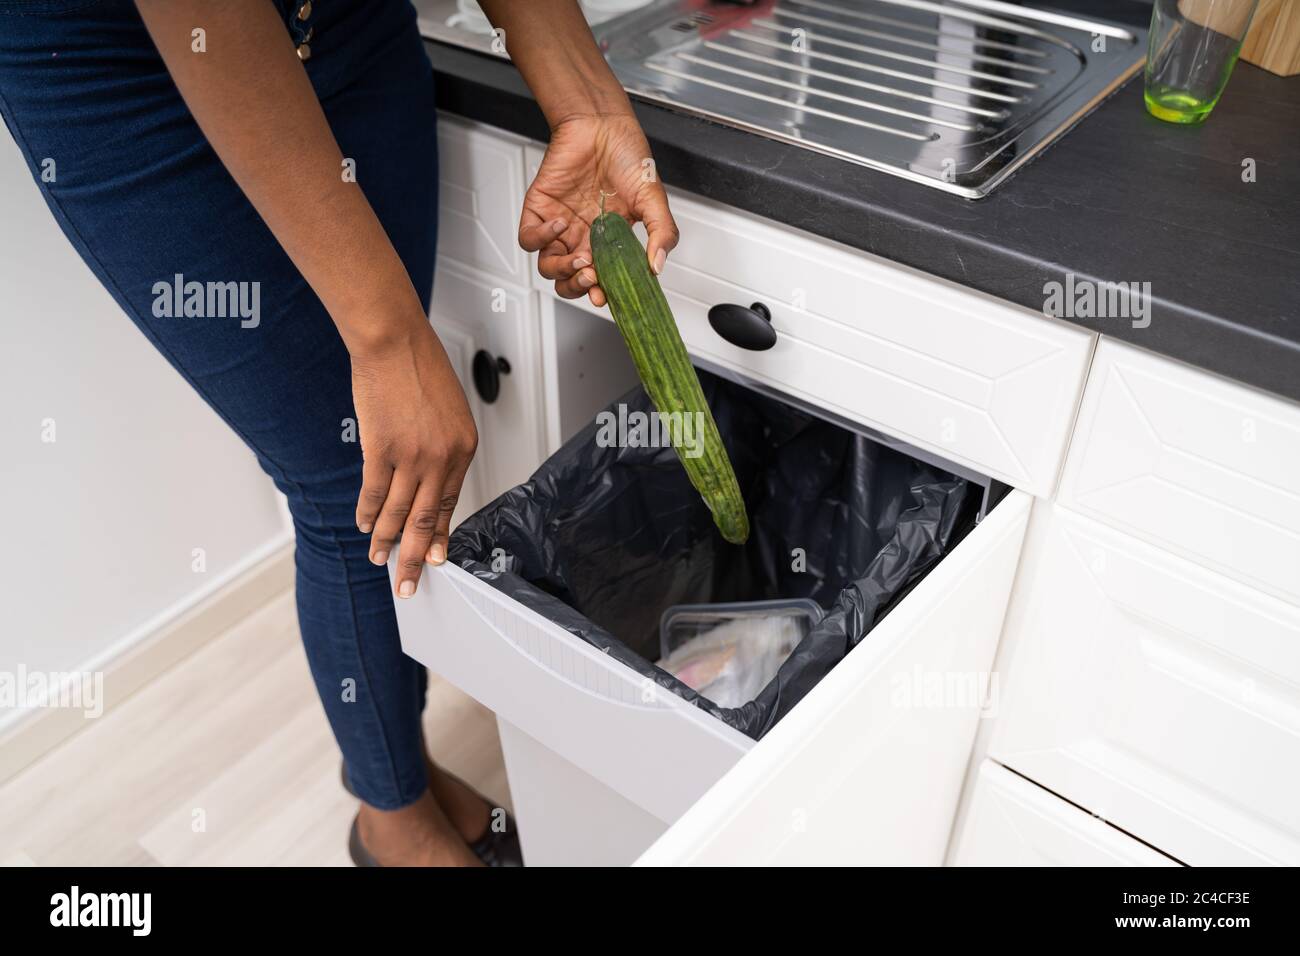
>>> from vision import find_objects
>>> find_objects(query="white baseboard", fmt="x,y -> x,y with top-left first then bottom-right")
0,538 -> 296,785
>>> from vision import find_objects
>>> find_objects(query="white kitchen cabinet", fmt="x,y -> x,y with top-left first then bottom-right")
1059,339 -> 1300,606
411,123 -> 1064,866
428,256 -> 547,517
632,491 -> 1029,866
436,116 -> 529,285
951,762 -> 1178,867
422,120 -> 1296,868
987,504 -> 1300,866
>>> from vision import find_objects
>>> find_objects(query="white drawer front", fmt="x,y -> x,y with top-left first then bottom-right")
952,763 -> 1177,867
654,195 -> 1093,497
436,117 -> 527,283
989,504 -> 1300,866
396,560 -> 753,825
636,491 -> 1030,867
1059,340 -> 1300,605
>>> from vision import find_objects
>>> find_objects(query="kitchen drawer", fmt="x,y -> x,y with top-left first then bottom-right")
654,194 -> 1092,497
1059,339 -> 1300,606
989,504 -> 1300,865
436,117 -> 528,284
394,327 -> 1029,860
429,258 -> 547,512
951,762 -> 1178,867
632,491 -> 1030,866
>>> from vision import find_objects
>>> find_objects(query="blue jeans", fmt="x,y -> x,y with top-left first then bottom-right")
0,0 -> 439,810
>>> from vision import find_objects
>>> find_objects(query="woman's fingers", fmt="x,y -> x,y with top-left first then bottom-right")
638,186 -> 680,276
356,457 -> 393,534
518,212 -> 568,253
368,472 -> 419,567
554,266 -> 600,299
537,244 -> 590,282
393,482 -> 444,598
425,465 -> 467,568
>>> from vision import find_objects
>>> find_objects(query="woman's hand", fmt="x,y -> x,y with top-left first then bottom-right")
519,112 -> 679,307
351,318 -> 478,599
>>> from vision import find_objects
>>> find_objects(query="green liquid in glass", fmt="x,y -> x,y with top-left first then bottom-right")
1144,43 -> 1243,125
1144,86 -> 1217,124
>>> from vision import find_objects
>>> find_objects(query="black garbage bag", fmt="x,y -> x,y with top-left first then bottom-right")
449,370 -> 977,740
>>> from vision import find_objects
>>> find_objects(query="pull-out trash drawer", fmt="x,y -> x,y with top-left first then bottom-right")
394,332 -> 1029,865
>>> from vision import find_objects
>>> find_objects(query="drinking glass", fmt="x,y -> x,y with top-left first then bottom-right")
1145,0 -> 1260,124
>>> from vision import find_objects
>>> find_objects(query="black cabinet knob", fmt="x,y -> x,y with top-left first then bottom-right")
707,301 -> 776,351
472,349 -> 511,404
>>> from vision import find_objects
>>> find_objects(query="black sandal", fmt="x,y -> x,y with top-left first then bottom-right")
347,815 -> 380,867
341,763 -> 523,867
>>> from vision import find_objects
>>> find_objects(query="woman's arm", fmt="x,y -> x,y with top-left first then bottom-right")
478,0 -> 679,307
135,0 -> 476,597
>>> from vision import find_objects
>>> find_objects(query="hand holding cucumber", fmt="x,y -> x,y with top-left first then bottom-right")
518,112 -> 679,307
518,108 -> 748,544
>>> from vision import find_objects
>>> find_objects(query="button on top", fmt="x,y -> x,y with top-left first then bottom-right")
297,1 -> 313,20
296,43 -> 311,61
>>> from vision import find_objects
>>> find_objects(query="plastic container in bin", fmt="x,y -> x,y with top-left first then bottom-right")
657,599 -> 822,709
660,597 -> 824,658
448,370 -> 977,740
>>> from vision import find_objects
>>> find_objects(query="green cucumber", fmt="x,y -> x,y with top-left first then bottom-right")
590,207 -> 749,545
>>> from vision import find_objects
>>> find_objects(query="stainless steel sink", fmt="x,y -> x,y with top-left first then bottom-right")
419,0 -> 1148,199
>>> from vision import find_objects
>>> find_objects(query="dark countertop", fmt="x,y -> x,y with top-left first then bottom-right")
427,40 -> 1300,404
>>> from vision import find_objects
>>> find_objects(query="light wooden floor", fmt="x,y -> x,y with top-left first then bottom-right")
0,589 -> 511,867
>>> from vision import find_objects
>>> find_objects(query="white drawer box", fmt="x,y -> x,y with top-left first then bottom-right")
952,762 -> 1178,867
396,410 -> 1030,864
401,487 -> 1028,859
436,117 -> 528,284
989,504 -> 1300,866
1059,340 -> 1300,606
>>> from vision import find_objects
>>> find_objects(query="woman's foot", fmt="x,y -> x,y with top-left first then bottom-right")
424,757 -> 524,866
353,791 -> 483,867
424,756 -> 494,844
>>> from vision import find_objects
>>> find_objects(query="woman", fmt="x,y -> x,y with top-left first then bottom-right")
0,0 -> 678,866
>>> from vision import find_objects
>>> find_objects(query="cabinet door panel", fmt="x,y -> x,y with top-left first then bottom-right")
953,762 -> 1177,867
1059,340 -> 1300,605
990,505 -> 1300,865
436,118 -> 528,283
430,259 -> 546,505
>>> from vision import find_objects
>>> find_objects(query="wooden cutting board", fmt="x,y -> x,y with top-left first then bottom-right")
1241,0 -> 1300,76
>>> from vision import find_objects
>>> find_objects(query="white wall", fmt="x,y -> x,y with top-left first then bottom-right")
0,126 -> 291,732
